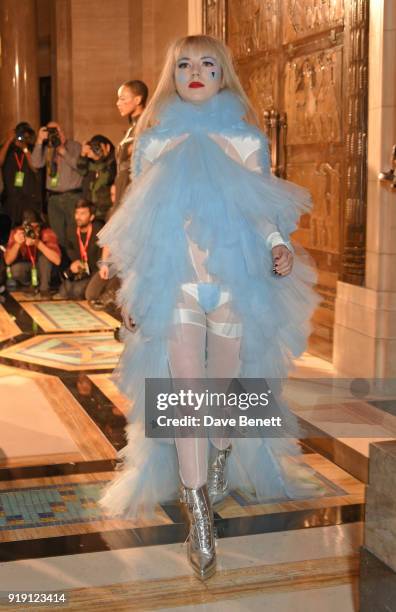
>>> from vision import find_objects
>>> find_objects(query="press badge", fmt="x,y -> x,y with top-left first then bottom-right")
50,174 -> 59,188
14,171 -> 24,187
31,267 -> 39,287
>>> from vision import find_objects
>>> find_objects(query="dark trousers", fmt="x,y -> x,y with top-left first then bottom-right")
58,277 -> 90,300
11,255 -> 52,291
47,191 -> 81,248
85,272 -> 120,302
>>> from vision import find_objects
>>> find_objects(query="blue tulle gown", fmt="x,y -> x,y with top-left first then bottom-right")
97,90 -> 322,519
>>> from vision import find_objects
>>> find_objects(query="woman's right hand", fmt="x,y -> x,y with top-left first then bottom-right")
99,265 -> 109,280
121,306 -> 136,331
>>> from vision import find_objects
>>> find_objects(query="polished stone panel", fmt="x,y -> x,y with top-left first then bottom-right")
334,1 -> 396,377
365,441 -> 396,572
360,547 -> 396,612
0,0 -> 39,129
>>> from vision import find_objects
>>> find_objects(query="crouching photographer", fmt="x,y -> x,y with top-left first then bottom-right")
4,209 -> 61,298
77,135 -> 116,222
55,200 -> 102,300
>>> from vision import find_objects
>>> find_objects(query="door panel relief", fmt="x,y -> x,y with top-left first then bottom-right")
203,0 -> 369,359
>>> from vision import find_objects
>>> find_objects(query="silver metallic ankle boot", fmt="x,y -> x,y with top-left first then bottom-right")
207,444 -> 232,510
180,483 -> 216,580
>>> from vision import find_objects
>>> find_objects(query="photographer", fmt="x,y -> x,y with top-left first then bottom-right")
0,122 -> 42,227
4,208 -> 61,298
55,199 -> 102,300
77,135 -> 116,222
31,122 -> 82,248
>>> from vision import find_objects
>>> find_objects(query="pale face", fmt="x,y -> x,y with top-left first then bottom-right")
174,49 -> 222,104
116,86 -> 141,117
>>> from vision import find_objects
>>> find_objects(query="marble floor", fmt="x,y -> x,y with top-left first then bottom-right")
0,291 -> 394,610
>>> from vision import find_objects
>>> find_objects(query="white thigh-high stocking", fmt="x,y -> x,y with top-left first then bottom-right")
206,301 -> 242,451
168,290 -> 208,489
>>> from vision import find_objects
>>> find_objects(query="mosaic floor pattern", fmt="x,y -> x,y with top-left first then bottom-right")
0,462 -> 346,533
0,290 -> 367,610
20,300 -> 119,332
0,332 -> 123,370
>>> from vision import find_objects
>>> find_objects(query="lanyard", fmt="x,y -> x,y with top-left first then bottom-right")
77,226 -> 92,262
14,152 -> 25,171
26,244 -> 37,266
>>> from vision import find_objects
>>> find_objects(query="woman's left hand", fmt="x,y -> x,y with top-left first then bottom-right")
272,245 -> 293,276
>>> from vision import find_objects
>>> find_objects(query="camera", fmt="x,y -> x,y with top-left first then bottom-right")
62,268 -> 89,282
15,126 -> 26,143
23,222 -> 37,240
88,140 -> 103,158
47,127 -> 61,148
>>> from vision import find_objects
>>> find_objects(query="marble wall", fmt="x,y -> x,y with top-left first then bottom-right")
333,1 -> 396,377
51,0 -> 188,145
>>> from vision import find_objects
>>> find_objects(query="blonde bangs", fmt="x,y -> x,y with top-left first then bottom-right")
134,35 -> 258,142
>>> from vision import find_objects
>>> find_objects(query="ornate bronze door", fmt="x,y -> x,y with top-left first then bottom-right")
203,0 -> 369,360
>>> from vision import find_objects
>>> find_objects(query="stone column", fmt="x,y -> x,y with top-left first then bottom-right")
188,0 -> 203,34
51,0 -> 73,138
333,1 -> 396,377
0,0 -> 39,131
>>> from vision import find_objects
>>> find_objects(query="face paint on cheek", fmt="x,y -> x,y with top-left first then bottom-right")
209,67 -> 220,80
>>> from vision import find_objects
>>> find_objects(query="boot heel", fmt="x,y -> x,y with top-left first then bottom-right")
207,444 -> 232,510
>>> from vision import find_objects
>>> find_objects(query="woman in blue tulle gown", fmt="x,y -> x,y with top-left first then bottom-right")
98,34 -> 322,580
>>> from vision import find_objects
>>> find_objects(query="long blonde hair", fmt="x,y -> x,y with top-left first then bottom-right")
134,35 -> 258,141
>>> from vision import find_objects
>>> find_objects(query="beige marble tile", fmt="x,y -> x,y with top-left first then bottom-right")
366,181 -> 396,254
335,297 -> 396,339
368,245 -> 395,287
336,281 -> 396,310
158,584 -> 358,612
333,324 -> 375,377
0,523 -> 363,591
367,106 -> 396,176
382,29 -> 396,106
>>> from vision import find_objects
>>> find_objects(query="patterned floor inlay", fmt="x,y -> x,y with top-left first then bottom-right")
0,304 -> 21,342
0,332 -> 122,370
88,373 -> 131,414
0,480 -> 115,531
0,476 -> 334,535
0,449 -> 364,544
9,291 -> 39,302
20,300 -> 119,332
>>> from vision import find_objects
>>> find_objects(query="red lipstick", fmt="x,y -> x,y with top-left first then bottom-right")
189,81 -> 204,88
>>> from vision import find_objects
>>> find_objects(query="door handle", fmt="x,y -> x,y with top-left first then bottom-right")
378,145 -> 396,189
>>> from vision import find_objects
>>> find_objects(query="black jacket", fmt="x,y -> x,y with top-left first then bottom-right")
65,220 -> 104,276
